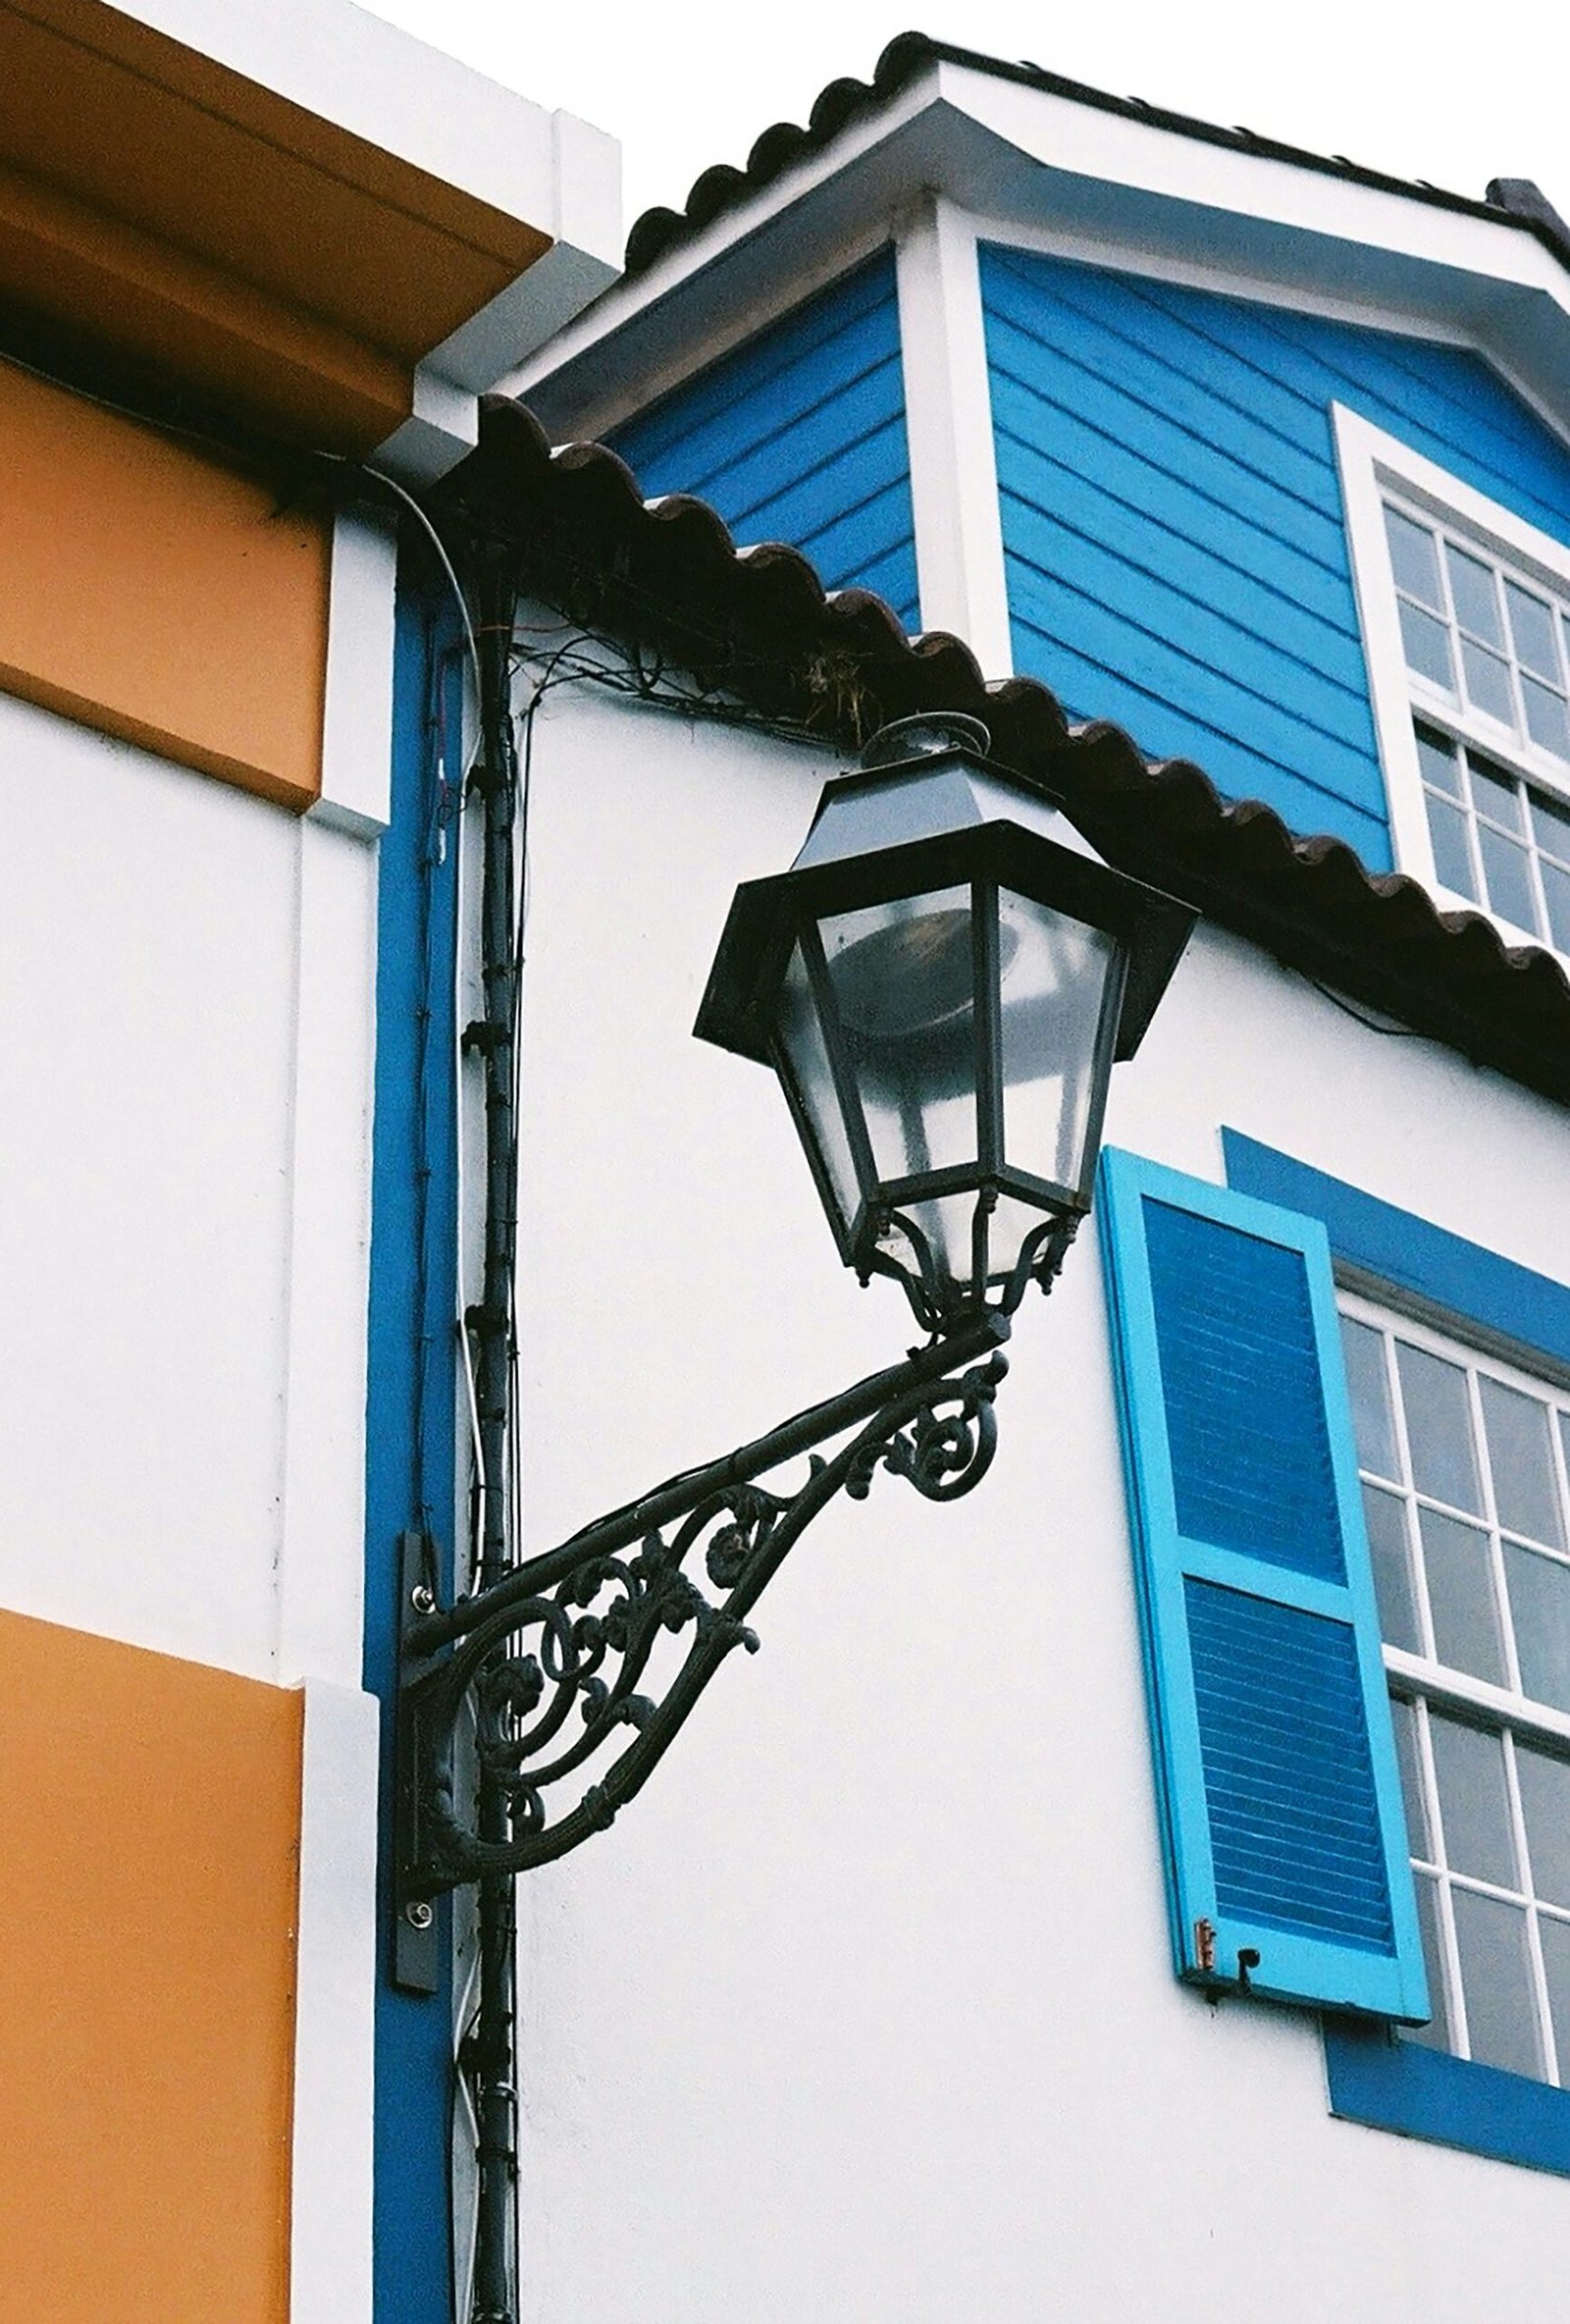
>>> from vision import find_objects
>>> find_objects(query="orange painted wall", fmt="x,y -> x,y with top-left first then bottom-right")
0,1608 -> 302,2320
0,351 -> 330,808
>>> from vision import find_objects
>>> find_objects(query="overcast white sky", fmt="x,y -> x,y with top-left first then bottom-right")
363,0 -> 1565,240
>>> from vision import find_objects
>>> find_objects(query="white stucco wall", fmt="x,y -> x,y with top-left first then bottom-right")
0,506 -> 388,2319
0,685 -> 378,1686
509,664 -> 1570,2323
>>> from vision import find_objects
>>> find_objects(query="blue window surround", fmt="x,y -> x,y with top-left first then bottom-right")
1224,1128 -> 1570,2178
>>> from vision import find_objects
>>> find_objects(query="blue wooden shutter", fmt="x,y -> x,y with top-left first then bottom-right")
1098,1147 -> 1429,2021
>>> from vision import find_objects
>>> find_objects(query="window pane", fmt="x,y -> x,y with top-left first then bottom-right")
1447,544 -> 1505,647
1424,794 -> 1477,897
1477,826 -> 1540,935
1430,1715 -> 1517,1887
1390,1695 -> 1433,1857
1340,1316 -> 1398,1478
1366,1485 -> 1422,1652
1538,1915 -> 1570,2083
1516,1746 -> 1570,1909
1530,788 -> 1570,866
1451,1890 -> 1544,2078
1462,639 -> 1516,727
1506,583 -> 1562,681
1523,677 -> 1570,761
1542,860 -> 1570,954
1396,1342 -> 1483,1513
1386,506 -> 1444,607
1398,1871 -> 1452,2052
1469,756 -> 1526,831
1415,724 -> 1463,797
1399,599 -> 1456,690
1504,1544 -> 1570,1715
1421,1506 -> 1507,1685
1479,1377 -> 1563,1547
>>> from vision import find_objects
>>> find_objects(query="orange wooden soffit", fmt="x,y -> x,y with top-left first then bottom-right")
0,0 -> 553,449
0,1606 -> 303,2321
0,354 -> 331,809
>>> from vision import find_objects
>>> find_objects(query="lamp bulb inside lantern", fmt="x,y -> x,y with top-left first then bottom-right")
828,907 -> 1020,1041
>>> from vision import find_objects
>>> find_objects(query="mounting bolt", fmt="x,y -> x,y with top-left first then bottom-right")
404,1900 -> 434,1930
410,1583 -> 437,1615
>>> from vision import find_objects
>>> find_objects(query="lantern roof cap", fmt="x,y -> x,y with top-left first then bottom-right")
792,718 -> 1105,876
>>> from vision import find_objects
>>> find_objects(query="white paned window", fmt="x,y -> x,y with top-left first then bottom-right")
1334,405 -> 1570,952
1339,1291 -> 1570,2083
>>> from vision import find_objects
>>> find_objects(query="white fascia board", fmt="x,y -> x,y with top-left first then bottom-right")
372,361 -> 481,485
949,66 -> 1563,307
101,0 -> 621,248
431,108 -> 621,390
508,64 -> 951,436
519,57 -> 1570,450
429,239 -> 621,394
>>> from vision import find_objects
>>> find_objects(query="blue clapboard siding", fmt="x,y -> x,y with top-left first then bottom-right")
980,245 -> 1570,865
608,250 -> 919,631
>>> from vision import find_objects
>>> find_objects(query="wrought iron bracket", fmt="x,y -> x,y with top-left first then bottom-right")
392,1308 -> 1011,1989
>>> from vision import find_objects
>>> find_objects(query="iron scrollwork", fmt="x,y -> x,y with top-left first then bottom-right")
394,1310 -> 1010,1960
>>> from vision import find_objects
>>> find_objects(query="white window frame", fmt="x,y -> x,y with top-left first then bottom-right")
1334,403 -> 1570,948
1339,1284 -> 1570,2083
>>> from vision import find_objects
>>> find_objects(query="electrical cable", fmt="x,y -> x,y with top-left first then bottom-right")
1304,971 -> 1420,1035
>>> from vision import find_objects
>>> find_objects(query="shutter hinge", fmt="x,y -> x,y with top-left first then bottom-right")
1193,1920 -> 1262,1992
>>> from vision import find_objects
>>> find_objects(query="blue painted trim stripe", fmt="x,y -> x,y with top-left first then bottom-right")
365,574 -> 461,2324
1222,1130 -> 1570,2173
1221,1131 -> 1570,1371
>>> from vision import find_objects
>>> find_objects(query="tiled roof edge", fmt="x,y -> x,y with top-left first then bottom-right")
623,30 -> 1568,286
429,396 -> 1570,1112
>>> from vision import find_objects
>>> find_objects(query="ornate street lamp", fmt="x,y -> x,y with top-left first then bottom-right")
697,714 -> 1192,1329
393,714 -> 1194,1989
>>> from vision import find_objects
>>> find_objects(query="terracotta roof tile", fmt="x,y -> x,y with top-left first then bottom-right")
431,397 -> 1570,1110
623,30 -> 1567,282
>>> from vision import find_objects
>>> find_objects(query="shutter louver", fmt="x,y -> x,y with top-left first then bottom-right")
1098,1148 -> 1429,2021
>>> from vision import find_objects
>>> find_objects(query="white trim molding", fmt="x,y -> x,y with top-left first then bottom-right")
276,817 -> 378,1693
894,196 -> 1013,677
289,1679 -> 381,2324
314,507 -> 396,839
1335,401 -> 1570,950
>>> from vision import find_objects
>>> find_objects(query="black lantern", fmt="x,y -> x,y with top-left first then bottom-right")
696,715 -> 1195,1328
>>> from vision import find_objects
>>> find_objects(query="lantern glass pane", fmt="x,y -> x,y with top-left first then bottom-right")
818,885 -> 980,1190
996,889 -> 1120,1195
775,938 -> 862,1237
982,1189 -> 1062,1291
878,1191 -> 975,1300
